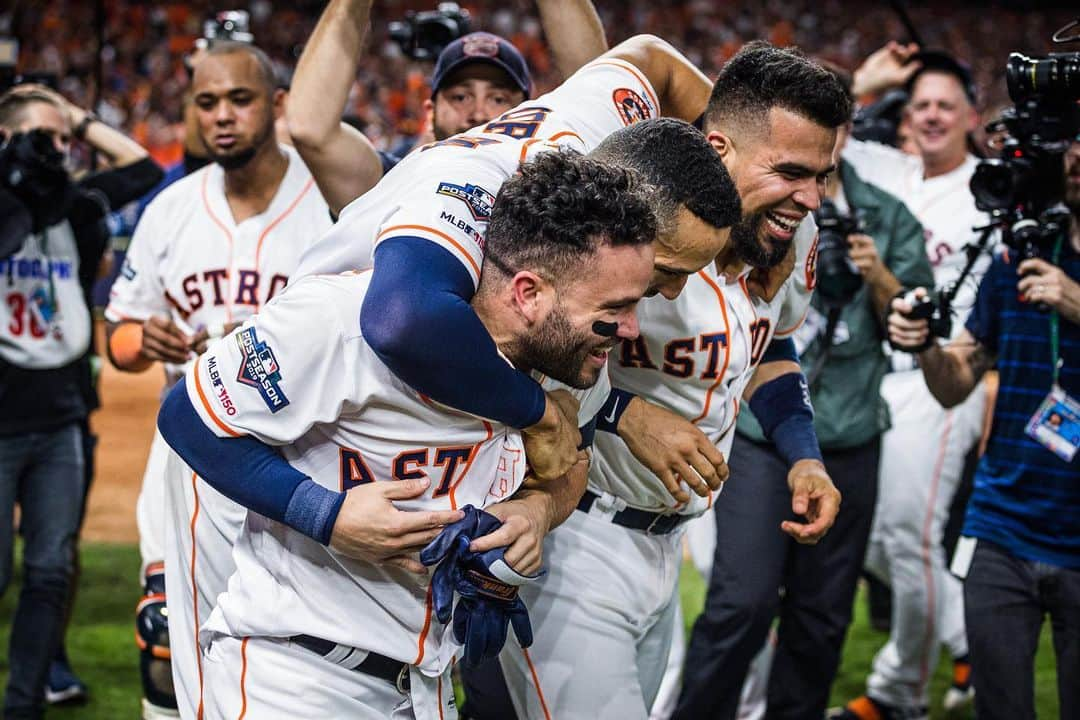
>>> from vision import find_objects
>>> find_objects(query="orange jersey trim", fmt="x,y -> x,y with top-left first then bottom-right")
547,130 -> 582,144
447,420 -> 494,510
523,647 -> 553,720
775,304 -> 811,337
255,177 -> 316,269
590,59 -> 661,116
192,360 -> 243,438
692,271 -> 733,424
518,137 -> 543,166
377,224 -> 481,279
237,637 -> 250,719
200,171 -> 236,324
190,473 -> 206,720
413,583 -> 435,665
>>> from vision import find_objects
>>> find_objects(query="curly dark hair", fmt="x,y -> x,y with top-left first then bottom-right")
706,40 -> 852,134
481,149 -> 657,286
590,117 -> 740,234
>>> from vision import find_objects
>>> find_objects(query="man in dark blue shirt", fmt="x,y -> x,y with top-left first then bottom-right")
886,139 -> 1080,720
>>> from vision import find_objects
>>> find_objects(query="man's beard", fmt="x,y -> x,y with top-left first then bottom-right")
204,115 -> 273,171
509,305 -> 607,390
730,213 -> 792,269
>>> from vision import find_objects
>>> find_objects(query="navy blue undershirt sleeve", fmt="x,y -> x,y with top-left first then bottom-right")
157,377 -> 344,545
361,236 -> 547,429
761,337 -> 799,364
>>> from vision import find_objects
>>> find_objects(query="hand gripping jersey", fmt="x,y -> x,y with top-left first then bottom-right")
105,145 -> 332,389
589,218 -> 819,516
191,272 -> 607,677
295,58 -> 661,281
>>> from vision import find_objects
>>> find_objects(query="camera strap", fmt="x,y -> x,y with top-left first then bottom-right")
1050,234 -> 1064,389
806,306 -> 843,388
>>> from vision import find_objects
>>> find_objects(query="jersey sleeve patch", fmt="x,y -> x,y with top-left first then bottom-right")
612,87 -> 653,126
235,326 -> 290,413
435,181 -> 495,224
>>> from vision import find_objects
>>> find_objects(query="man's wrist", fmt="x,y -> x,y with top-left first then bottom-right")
73,111 -> 98,141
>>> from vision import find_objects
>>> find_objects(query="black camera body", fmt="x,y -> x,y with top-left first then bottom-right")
814,198 -> 864,308
201,10 -> 254,47
389,2 -> 471,61
0,128 -> 73,234
970,23 -> 1080,261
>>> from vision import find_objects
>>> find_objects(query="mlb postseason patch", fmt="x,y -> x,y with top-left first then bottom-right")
235,326 -> 290,413
612,87 -> 653,126
436,181 -> 495,222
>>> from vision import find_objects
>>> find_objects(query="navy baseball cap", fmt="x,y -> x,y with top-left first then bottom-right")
905,50 -> 977,105
431,32 -> 532,99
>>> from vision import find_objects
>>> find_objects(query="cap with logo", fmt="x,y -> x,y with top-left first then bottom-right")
431,32 -> 532,99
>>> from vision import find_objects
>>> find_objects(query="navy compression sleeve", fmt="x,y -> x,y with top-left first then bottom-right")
361,236 -> 547,429
157,378 -> 344,545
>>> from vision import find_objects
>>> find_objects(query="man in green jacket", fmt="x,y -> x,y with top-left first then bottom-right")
675,113 -> 934,718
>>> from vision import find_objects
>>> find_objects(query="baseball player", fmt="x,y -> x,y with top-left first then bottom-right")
495,43 -> 850,719
832,46 -> 992,719
288,0 -> 606,216
104,42 -> 334,719
156,150 -> 658,719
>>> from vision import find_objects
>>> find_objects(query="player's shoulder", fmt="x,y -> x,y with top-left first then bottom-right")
146,163 -> 213,211
270,271 -> 371,338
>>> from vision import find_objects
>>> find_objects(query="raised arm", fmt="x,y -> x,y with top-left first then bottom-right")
536,0 -> 607,79
603,35 -> 713,122
288,0 -> 383,215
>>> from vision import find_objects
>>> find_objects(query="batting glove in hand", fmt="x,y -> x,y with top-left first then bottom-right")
419,505 -> 541,666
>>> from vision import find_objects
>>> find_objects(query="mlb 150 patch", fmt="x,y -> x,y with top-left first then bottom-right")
235,326 -> 290,413
436,181 -> 495,222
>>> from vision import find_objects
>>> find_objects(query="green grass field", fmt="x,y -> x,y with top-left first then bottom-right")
0,543 -> 1061,718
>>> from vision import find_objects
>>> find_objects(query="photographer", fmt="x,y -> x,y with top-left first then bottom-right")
885,139 -> 1080,720
0,84 -> 161,719
675,69 -> 933,720
833,45 -> 994,720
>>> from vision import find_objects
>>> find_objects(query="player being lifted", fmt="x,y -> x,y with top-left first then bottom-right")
158,150 -> 658,719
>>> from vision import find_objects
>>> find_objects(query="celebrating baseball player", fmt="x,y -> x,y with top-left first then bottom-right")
157,150 -> 658,719
103,41 -> 336,719
492,42 -> 849,720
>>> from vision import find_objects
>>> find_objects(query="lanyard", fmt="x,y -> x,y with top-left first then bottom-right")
1050,234 -> 1064,388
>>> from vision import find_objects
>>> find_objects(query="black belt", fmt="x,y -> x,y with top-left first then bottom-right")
576,490 -> 690,535
290,634 -> 410,693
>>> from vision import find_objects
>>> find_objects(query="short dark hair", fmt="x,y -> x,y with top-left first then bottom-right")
590,117 -> 740,233
706,41 -> 852,134
201,41 -> 278,93
482,150 -> 657,285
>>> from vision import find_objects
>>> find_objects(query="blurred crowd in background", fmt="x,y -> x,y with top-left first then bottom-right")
5,0 -> 1077,170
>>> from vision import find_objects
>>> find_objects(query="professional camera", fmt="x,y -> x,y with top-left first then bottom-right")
202,10 -> 253,46
0,128 -> 73,233
813,198 -> 864,308
970,18 -> 1080,260
389,2 -> 471,61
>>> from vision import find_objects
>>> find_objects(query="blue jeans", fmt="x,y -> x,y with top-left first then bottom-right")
965,539 -> 1080,720
0,423 -> 84,720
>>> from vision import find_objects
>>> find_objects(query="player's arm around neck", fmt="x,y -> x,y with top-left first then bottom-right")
535,0 -> 607,79
602,35 -> 712,122
288,0 -> 382,215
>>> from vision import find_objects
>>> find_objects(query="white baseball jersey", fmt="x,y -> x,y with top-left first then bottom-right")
0,220 -> 91,369
106,144 -> 332,388
588,218 -> 819,515
191,271 -> 607,677
842,139 -> 991,327
295,57 -> 661,281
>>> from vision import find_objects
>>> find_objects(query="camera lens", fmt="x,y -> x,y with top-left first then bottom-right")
970,158 -> 1018,212
1007,52 -> 1080,104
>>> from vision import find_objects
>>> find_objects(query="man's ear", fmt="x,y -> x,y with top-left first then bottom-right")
509,270 -> 553,326
272,88 -> 288,120
707,130 -> 735,163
